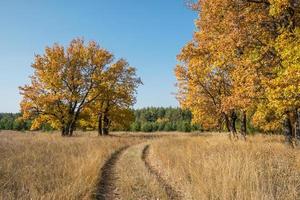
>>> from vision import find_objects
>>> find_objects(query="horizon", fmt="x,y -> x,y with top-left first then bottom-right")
0,1 -> 197,112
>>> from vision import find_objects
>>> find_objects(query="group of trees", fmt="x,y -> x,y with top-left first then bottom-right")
19,39 -> 141,136
0,113 -> 54,131
129,107 -> 202,132
176,0 -> 300,144
0,113 -> 30,131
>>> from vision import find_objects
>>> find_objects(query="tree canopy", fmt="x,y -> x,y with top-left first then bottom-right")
20,39 -> 141,136
176,0 -> 300,143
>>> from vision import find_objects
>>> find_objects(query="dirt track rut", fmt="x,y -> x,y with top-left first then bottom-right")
142,145 -> 183,200
94,146 -> 129,200
94,143 -> 182,200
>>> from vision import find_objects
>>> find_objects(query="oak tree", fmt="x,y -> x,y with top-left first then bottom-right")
177,0 -> 300,143
20,39 -> 140,136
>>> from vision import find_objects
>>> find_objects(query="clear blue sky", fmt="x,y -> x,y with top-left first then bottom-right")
0,0 -> 196,113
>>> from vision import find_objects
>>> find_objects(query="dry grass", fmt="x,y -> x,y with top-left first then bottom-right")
149,133 -> 300,200
1,131 -> 299,200
115,143 -> 168,199
0,131 -> 141,200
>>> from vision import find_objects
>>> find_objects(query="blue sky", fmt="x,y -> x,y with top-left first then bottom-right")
0,0 -> 197,112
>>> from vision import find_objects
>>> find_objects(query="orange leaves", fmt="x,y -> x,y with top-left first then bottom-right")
20,39 -> 141,135
175,0 -> 300,132
79,57 -> 141,132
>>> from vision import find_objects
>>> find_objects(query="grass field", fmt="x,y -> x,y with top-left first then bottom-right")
0,131 -> 299,200
149,134 -> 300,200
0,131 -> 141,199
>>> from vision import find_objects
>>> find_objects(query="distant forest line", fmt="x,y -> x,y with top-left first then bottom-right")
0,107 -> 260,133
0,107 -> 204,133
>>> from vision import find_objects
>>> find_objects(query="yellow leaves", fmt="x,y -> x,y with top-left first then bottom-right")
275,28 -> 300,67
175,0 -> 300,132
252,103 -> 282,132
265,27 -> 300,114
174,65 -> 187,81
20,38 -> 141,132
269,0 -> 290,16
30,116 -> 47,131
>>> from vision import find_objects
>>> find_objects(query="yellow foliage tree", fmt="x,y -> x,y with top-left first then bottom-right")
20,38 -> 141,136
80,59 -> 141,135
176,0 -> 300,143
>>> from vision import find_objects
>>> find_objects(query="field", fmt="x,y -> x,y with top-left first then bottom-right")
0,131 -> 142,199
150,134 -> 300,200
0,131 -> 299,200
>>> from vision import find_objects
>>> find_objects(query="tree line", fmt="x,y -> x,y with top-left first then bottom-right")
176,0 -> 300,145
0,113 -> 54,131
0,113 -> 30,131
129,107 -> 202,132
19,39 -> 141,136
0,107 -> 201,133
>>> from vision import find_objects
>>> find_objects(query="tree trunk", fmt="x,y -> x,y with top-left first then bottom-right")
295,109 -> 300,141
283,114 -> 293,145
241,111 -> 247,139
103,112 -> 109,135
68,110 -> 81,137
98,113 -> 103,136
231,111 -> 237,132
66,123 -> 72,136
61,122 -> 71,136
61,127 -> 66,136
230,111 -> 237,138
61,119 -> 76,137
102,101 -> 110,136
69,121 -> 76,137
224,113 -> 231,132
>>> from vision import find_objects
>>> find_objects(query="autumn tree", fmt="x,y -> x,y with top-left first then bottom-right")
177,0 -> 300,143
176,0 -> 248,135
20,38 -> 140,136
239,0 -> 300,144
81,59 -> 141,135
263,0 -> 300,144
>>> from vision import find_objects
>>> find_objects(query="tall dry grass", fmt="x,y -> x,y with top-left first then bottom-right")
149,134 -> 300,200
115,144 -> 169,199
0,131 -> 140,200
